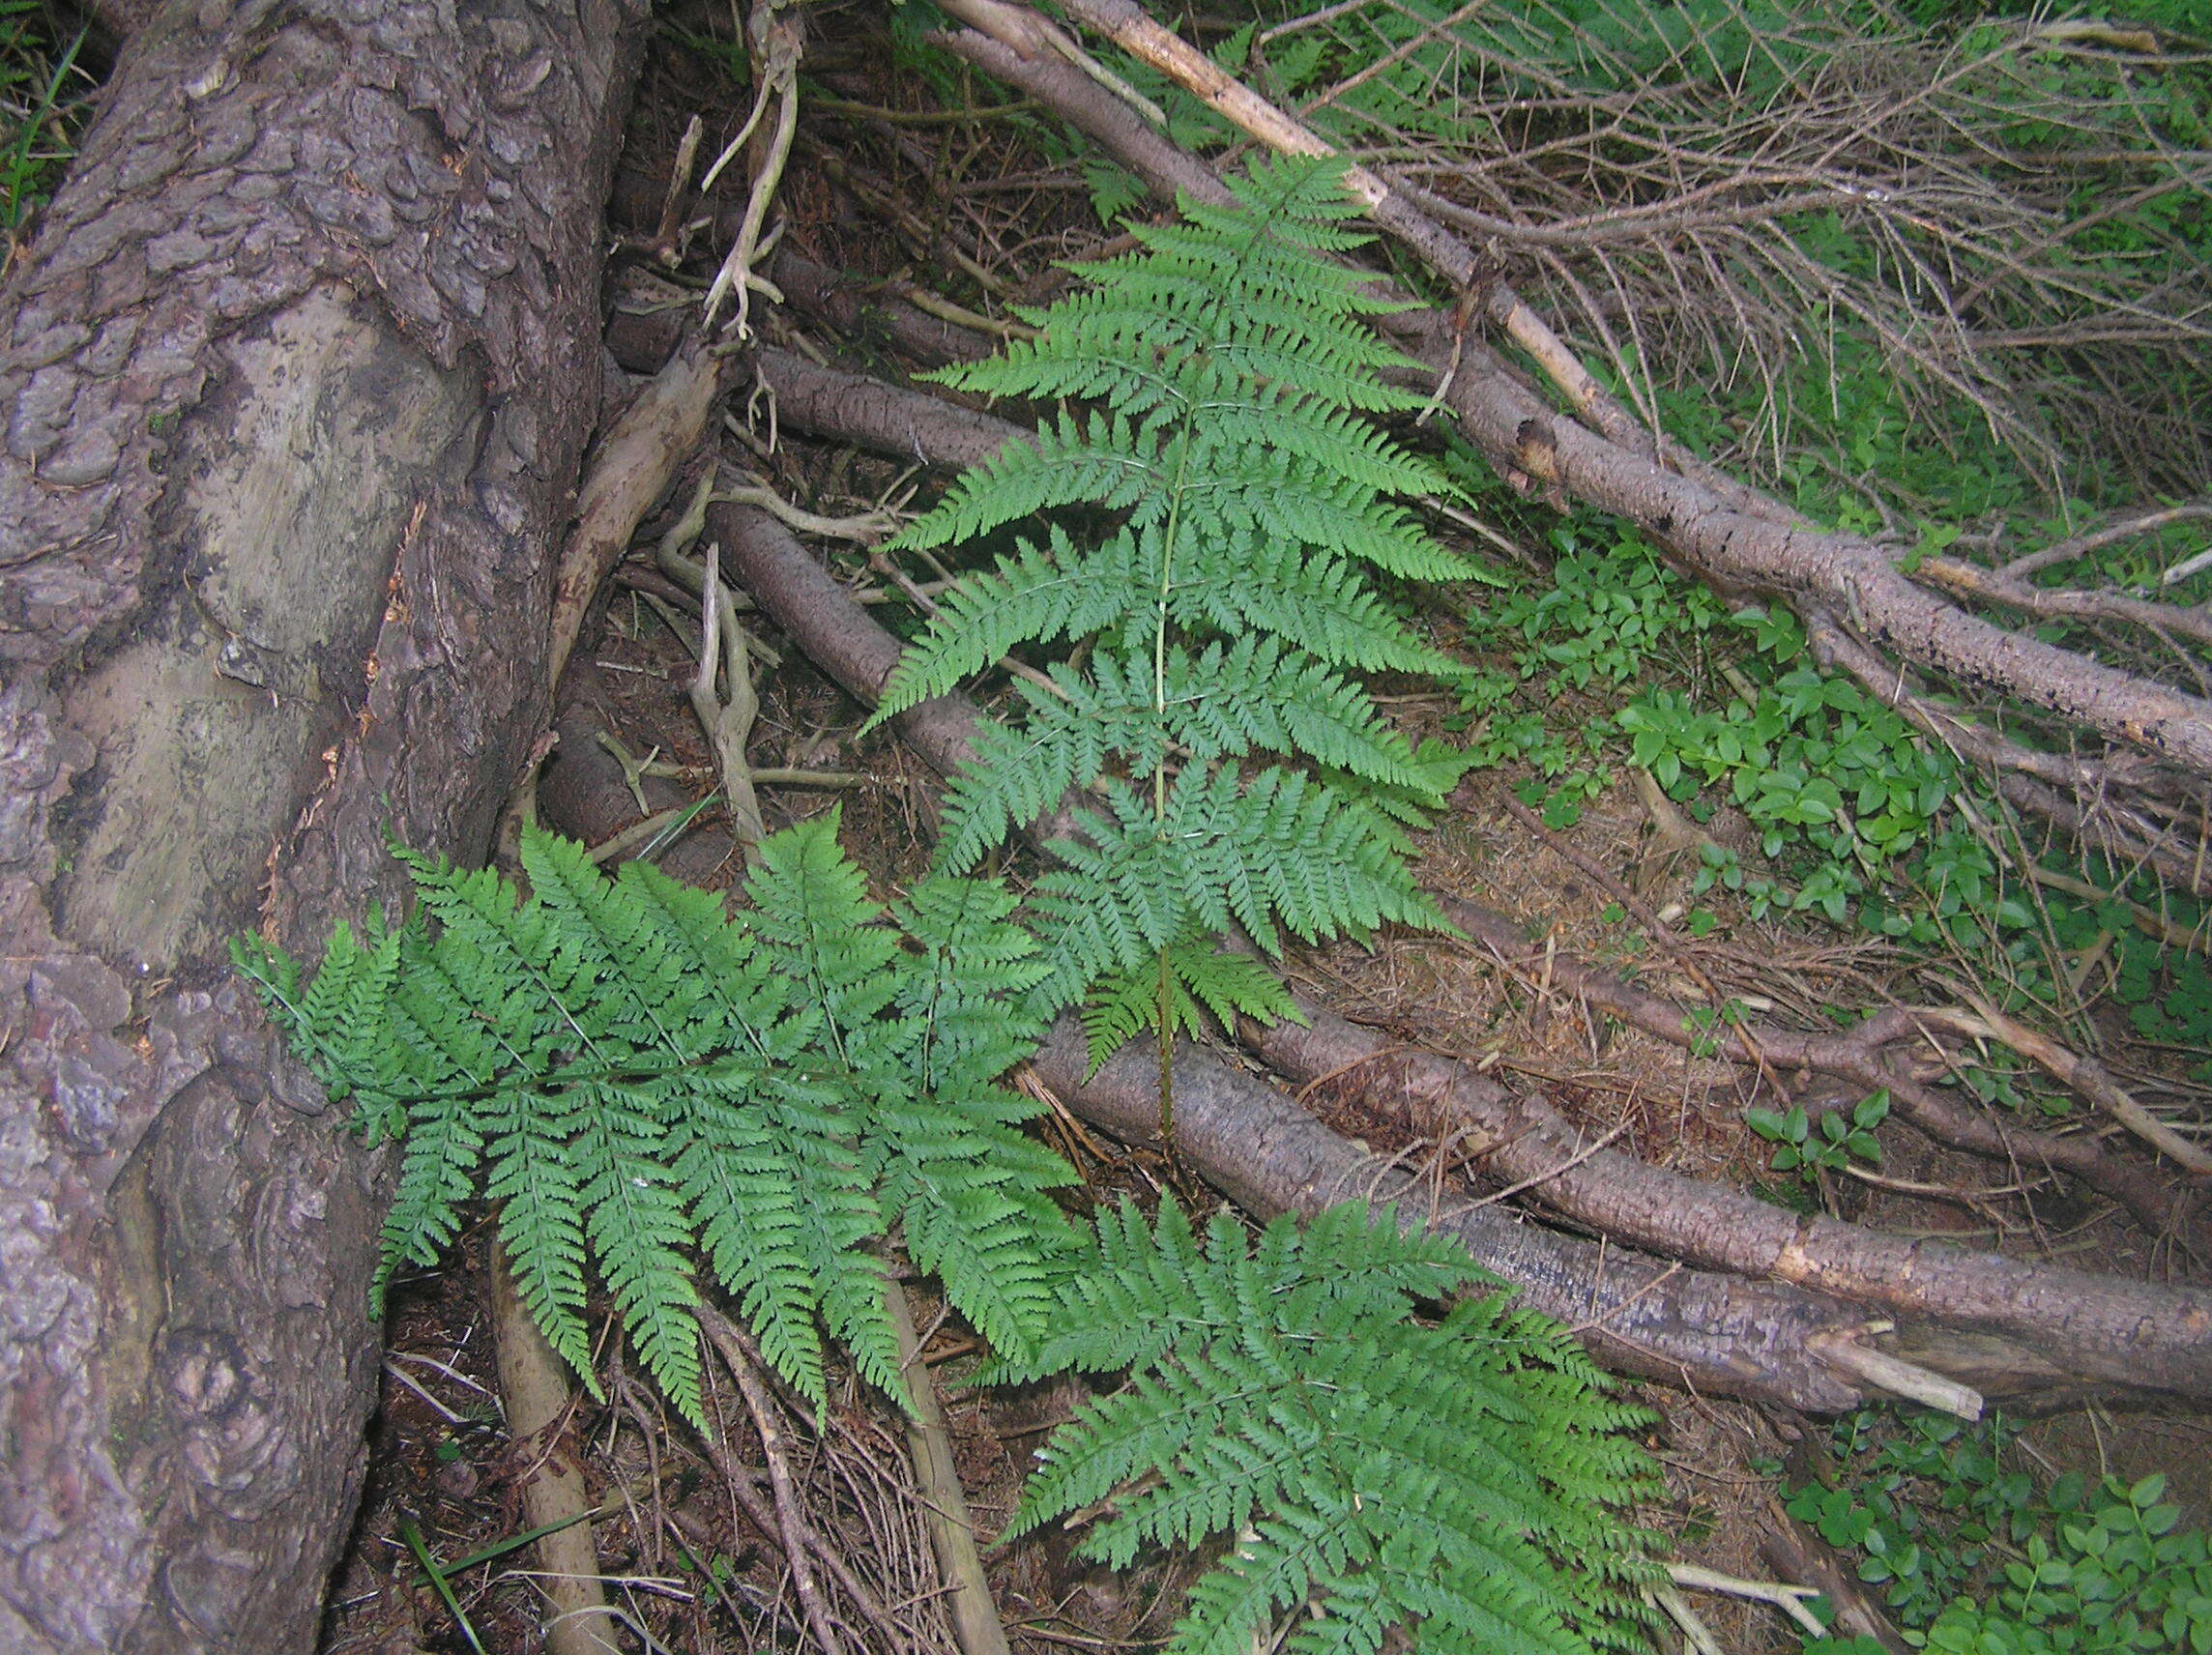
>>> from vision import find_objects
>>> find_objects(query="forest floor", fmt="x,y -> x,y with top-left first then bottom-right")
309,6 -> 2212,1653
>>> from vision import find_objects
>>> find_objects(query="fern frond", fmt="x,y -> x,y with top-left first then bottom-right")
893,411 -> 1169,552
246,818 -> 1080,1429
573,1077 -> 702,1420
1162,638 -> 1438,796
1011,1202 -> 1665,1655
1079,929 -> 1302,1073
1171,543 -> 1457,678
872,526 -> 1152,721
742,809 -> 901,1037
485,1084 -> 597,1393
680,1067 -> 844,1407
873,154 -> 1474,1022
1032,769 -> 1443,1009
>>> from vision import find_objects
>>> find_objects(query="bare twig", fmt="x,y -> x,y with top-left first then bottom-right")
699,1307 -> 850,1655
886,1282 -> 1012,1655
703,0 -> 802,334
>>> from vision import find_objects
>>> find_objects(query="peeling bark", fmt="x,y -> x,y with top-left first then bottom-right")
0,0 -> 647,1645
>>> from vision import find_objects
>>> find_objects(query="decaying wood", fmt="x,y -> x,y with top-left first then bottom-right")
0,0 -> 648,1643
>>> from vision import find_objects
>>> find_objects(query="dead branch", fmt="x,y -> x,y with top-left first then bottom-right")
1435,893 -> 2193,1234
1249,1002 -> 2212,1399
1027,1015 -> 2022,1413
700,1307 -> 850,1655
710,504 -> 2212,1404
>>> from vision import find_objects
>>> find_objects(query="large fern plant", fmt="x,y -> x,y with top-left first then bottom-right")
994,1201 -> 1663,1655
869,157 -> 1475,1062
234,813 -> 1076,1427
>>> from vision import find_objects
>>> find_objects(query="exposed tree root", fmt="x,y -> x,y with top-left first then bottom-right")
492,1245 -> 619,1655
885,1280 -> 1014,1655
699,1307 -> 851,1655
766,249 -> 999,369
552,334 -> 737,692
709,503 -> 2212,1406
753,345 -> 1023,470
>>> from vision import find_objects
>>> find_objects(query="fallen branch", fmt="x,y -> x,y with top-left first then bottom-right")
1924,993 -> 2212,1177
958,0 -> 2212,793
711,503 -> 2211,1405
700,1307 -> 850,1655
1249,1002 -> 2212,1398
1664,1562 -> 1827,1641
1028,1015 -> 1909,1412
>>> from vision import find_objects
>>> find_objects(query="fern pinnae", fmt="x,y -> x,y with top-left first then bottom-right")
246,816 -> 1085,1428
1012,1202 -> 1662,1655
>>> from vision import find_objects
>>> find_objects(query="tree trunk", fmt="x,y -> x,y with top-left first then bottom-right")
0,0 -> 647,1645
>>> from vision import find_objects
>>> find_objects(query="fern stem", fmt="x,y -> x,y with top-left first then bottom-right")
1150,400 -> 1199,1139
1151,425 -> 1197,819
1156,943 -> 1174,1147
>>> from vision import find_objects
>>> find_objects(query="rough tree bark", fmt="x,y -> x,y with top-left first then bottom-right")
0,0 -> 647,1646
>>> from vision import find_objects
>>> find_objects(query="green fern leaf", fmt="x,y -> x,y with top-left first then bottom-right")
1009,1201 -> 1664,1655
1080,929 -> 1302,1072
872,154 -> 1471,1023
242,817 -> 1081,1429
